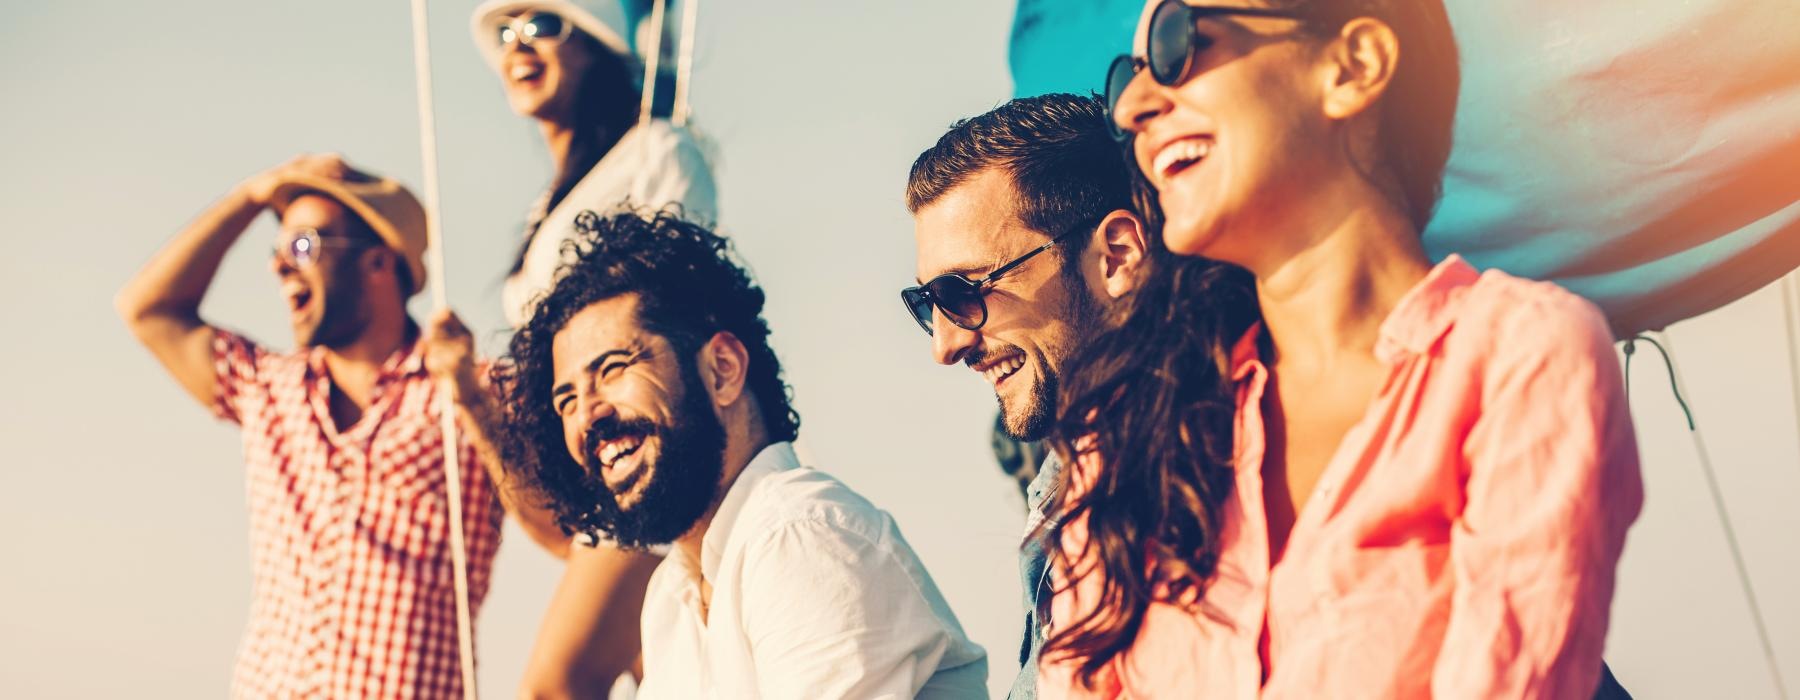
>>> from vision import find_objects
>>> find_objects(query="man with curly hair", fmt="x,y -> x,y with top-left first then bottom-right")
496,209 -> 988,698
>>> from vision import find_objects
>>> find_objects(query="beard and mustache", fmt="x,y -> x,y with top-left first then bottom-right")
298,255 -> 374,349
573,357 -> 728,550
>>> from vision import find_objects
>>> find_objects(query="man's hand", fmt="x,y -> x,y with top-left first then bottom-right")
238,153 -> 352,209
423,308 -> 483,408
422,308 -> 575,557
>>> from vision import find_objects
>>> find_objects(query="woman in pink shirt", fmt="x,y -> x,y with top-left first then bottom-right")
1037,1 -> 1644,697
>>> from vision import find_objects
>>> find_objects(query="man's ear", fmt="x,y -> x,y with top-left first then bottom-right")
359,248 -> 401,289
1319,17 -> 1401,121
696,331 -> 750,408
1093,209 -> 1149,300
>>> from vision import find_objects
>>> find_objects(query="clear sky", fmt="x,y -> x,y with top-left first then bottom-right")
0,1 -> 1795,698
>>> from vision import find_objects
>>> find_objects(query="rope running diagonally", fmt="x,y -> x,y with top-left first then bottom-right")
1624,332 -> 1788,700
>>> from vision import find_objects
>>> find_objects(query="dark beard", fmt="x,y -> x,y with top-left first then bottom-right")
576,358 -> 727,550
998,275 -> 1107,441
308,257 -> 372,349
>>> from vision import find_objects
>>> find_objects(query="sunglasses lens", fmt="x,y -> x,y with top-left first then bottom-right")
1148,0 -> 1192,84
901,288 -> 936,335
1104,55 -> 1136,141
277,230 -> 318,268
498,25 -> 517,45
925,276 -> 985,330
524,13 -> 565,41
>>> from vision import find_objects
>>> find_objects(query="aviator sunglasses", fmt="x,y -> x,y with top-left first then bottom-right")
1104,1 -> 1306,141
273,227 -> 373,269
495,12 -> 573,48
900,221 -> 1092,336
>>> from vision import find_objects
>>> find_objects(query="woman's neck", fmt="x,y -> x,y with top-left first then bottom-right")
539,118 -> 578,173
1251,185 -> 1433,374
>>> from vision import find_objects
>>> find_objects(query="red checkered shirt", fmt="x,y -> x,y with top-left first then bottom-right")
211,329 -> 504,699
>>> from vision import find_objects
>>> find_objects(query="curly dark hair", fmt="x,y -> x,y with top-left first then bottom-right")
494,208 -> 800,536
1039,167 -> 1259,686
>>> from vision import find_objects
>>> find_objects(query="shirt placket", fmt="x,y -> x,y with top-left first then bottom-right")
300,370 -> 380,698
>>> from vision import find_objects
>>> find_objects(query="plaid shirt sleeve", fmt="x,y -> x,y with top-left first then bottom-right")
210,328 -> 267,425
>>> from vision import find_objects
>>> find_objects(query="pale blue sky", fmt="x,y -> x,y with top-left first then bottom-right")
2,1 -> 1797,698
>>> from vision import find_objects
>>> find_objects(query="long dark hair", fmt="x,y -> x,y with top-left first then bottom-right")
510,31 -> 642,275
1040,1 -> 1460,686
1040,167 -> 1257,686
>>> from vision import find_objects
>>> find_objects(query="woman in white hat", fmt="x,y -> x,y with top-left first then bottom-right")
469,0 -> 717,696
473,0 -> 718,329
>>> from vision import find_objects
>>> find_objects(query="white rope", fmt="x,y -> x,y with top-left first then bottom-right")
672,0 -> 702,127
1636,332 -> 1788,700
407,0 -> 478,697
631,0 -> 669,203
636,0 -> 668,132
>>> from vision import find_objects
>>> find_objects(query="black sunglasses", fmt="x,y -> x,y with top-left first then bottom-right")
901,222 -> 1091,336
1104,1 -> 1306,141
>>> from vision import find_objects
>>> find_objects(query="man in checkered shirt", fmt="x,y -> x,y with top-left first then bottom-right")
116,154 -> 563,698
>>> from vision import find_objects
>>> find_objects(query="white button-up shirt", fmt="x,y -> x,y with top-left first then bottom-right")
636,442 -> 988,699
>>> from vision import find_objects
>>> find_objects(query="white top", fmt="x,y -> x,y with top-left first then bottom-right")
502,118 -> 718,328
636,442 -> 989,700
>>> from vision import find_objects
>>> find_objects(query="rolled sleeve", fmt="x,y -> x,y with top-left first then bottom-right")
1435,300 -> 1644,697
209,328 -> 267,425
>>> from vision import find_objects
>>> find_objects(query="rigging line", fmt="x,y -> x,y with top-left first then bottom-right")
1644,331 -> 1788,700
672,0 -> 702,127
632,0 -> 669,202
408,0 -> 478,697
637,0 -> 668,132
1783,273 -> 1800,482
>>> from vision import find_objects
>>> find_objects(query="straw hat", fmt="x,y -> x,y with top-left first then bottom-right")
270,173 -> 429,297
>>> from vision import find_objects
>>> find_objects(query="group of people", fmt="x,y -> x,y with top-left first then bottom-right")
116,0 -> 1647,698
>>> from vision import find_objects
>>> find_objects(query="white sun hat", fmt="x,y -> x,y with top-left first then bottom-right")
470,0 -> 636,72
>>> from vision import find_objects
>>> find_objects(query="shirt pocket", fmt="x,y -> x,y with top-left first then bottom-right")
1311,541 -> 1454,689
360,422 -> 448,563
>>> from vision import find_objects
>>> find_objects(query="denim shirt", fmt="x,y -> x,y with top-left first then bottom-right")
1009,452 -> 1063,700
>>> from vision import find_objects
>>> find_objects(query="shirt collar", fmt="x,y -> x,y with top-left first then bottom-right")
1228,254 -> 1482,377
699,441 -> 801,584
1372,254 -> 1481,363
303,328 -> 429,382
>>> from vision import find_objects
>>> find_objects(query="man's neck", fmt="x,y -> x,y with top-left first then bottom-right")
319,318 -> 414,413
672,423 -> 775,588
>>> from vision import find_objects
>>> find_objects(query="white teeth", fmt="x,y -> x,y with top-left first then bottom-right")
509,64 -> 539,81
597,436 -> 643,469
980,355 -> 1028,386
1152,138 -> 1213,183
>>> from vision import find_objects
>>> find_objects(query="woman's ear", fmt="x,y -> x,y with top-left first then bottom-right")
1319,17 -> 1401,121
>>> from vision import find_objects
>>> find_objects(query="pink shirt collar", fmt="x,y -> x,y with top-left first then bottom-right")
1231,254 -> 1483,378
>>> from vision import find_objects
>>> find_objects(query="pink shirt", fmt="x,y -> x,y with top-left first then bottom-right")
1040,255 -> 1643,699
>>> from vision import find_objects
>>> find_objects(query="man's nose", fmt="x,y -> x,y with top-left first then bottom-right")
931,316 -> 980,366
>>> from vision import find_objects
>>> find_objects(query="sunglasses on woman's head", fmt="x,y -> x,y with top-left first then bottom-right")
1104,1 -> 1306,141
273,227 -> 373,269
496,12 -> 571,48
900,222 -> 1091,336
